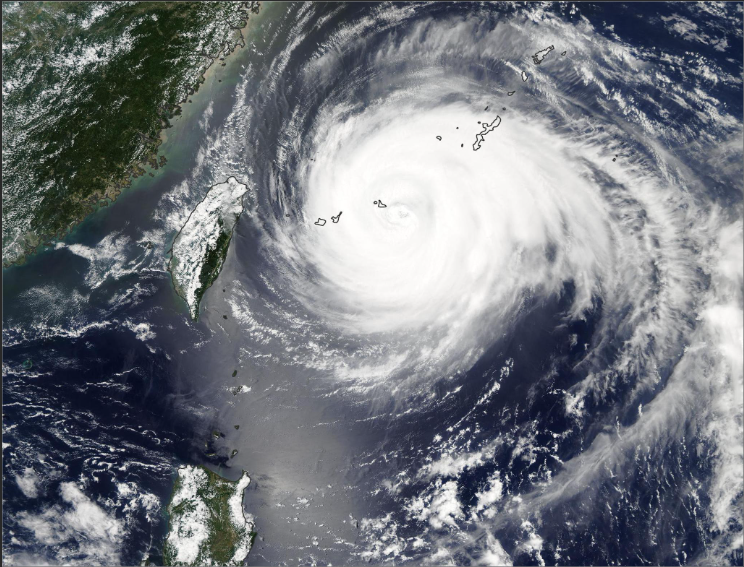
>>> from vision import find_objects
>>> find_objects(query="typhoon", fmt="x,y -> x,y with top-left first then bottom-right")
193,3 -> 744,564
2,2 -> 743,566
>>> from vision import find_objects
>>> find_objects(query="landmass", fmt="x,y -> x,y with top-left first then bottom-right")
169,177 -> 249,320
532,45 -> 555,64
2,1 -> 260,267
521,70 -> 528,81
473,117 -> 502,151
163,465 -> 255,566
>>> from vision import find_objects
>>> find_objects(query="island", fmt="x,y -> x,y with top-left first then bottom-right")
163,465 -> 255,566
2,2 -> 260,267
169,177 -> 249,320
472,117 -> 502,151
532,45 -> 555,65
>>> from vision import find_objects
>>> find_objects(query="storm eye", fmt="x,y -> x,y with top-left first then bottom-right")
3,3 -> 741,567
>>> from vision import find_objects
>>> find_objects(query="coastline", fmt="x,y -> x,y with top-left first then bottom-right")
3,2 -> 262,269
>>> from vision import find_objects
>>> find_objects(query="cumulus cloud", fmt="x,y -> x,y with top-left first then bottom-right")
17,483 -> 124,565
14,467 -> 39,499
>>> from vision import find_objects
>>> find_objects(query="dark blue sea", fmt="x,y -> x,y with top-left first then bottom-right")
3,3 -> 743,565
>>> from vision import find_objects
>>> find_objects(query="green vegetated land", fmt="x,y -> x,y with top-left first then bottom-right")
162,465 -> 254,566
194,218 -> 232,319
2,1 -> 259,266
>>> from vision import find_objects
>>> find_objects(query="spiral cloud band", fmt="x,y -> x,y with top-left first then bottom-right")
191,3 -> 742,564
288,93 -> 618,384
3,3 -> 742,566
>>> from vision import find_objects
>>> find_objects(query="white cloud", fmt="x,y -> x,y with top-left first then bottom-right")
15,467 -> 39,499
17,483 -> 124,565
